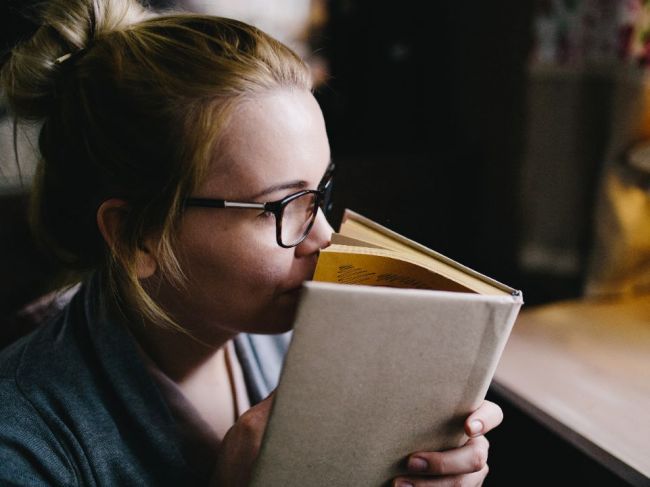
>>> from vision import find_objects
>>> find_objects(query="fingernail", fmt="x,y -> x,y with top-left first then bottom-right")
395,481 -> 414,487
469,420 -> 483,436
407,456 -> 428,471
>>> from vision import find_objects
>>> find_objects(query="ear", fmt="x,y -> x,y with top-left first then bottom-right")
96,199 -> 158,279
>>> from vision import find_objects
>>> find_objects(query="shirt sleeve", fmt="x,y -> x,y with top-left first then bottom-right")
0,378 -> 77,487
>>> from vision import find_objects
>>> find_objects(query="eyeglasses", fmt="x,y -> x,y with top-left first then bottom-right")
183,164 -> 334,248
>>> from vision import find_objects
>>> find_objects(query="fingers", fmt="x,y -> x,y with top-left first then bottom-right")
405,436 -> 489,477
213,392 -> 276,487
464,400 -> 503,437
390,401 -> 500,487
234,391 -> 275,439
393,464 -> 489,487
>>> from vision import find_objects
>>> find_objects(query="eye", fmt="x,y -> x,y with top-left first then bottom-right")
258,209 -> 274,219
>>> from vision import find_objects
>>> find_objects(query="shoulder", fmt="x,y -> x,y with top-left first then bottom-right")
0,297 -> 87,397
0,280 -> 196,486
0,373 -> 77,486
0,290 -> 89,487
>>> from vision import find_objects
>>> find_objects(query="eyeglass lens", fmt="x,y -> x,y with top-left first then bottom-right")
280,192 -> 319,246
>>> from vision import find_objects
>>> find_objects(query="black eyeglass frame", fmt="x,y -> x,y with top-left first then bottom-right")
183,164 -> 335,248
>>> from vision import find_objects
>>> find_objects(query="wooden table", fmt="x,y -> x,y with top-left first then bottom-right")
493,295 -> 650,486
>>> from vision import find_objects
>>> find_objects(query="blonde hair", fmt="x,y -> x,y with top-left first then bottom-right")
1,0 -> 312,331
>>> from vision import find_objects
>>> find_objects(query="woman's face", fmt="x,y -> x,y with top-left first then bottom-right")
153,89 -> 333,337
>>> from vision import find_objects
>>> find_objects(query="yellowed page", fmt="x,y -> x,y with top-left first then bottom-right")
330,233 -> 385,249
339,217 -> 510,296
314,247 -> 472,293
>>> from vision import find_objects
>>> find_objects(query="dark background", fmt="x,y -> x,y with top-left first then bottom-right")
0,1 -> 631,485
318,1 -> 531,292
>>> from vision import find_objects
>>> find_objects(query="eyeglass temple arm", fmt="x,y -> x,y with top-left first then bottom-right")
184,198 -> 266,209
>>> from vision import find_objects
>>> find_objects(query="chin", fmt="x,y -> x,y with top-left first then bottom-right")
258,320 -> 295,335
237,317 -> 294,335
241,296 -> 300,335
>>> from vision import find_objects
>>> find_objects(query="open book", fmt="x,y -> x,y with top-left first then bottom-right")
315,210 -> 516,296
250,210 -> 523,486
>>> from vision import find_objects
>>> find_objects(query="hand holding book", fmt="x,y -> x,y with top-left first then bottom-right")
215,395 -> 501,486
393,400 -> 501,486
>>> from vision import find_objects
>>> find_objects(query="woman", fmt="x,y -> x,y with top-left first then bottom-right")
0,0 -> 502,485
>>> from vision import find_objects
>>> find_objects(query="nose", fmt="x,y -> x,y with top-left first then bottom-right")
294,209 -> 333,257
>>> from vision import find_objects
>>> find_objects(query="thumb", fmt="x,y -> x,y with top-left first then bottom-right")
256,389 -> 276,414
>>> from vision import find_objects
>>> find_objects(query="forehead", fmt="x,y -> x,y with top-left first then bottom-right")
200,89 -> 331,198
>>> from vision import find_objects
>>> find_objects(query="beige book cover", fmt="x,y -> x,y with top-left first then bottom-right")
249,210 -> 523,486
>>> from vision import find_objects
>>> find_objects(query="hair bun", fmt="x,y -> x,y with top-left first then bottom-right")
1,0 -> 150,121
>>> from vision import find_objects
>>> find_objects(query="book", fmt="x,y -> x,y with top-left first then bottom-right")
249,210 -> 523,486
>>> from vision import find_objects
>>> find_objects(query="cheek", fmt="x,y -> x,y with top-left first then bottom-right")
169,215 -> 308,331
189,241 -> 298,331
180,220 -> 292,294
229,250 -> 292,292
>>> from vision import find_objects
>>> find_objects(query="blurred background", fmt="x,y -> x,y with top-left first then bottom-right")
2,0 -> 649,485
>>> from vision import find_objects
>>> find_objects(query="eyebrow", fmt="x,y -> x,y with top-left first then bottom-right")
249,159 -> 333,200
249,180 -> 309,200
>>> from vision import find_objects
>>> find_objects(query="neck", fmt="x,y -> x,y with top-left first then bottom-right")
129,319 -> 236,383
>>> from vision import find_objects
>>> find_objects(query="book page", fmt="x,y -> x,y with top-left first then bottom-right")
339,216 -> 511,296
330,233 -> 386,249
314,246 -> 473,293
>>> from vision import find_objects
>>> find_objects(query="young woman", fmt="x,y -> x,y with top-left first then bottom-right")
0,0 -> 503,485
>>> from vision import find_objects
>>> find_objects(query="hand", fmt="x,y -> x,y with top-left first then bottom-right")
210,392 -> 274,487
392,400 -> 503,487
